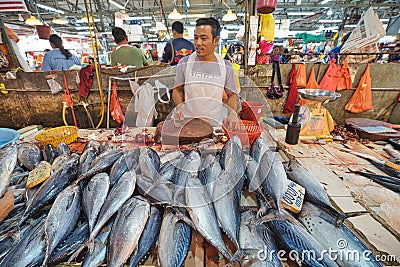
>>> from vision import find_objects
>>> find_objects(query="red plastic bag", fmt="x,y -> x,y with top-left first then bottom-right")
345,64 -> 372,113
110,82 -> 125,124
337,60 -> 352,90
284,63 -> 298,113
319,59 -> 342,92
296,64 -> 307,88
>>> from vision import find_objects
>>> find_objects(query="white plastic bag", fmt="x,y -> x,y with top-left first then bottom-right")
134,82 -> 157,127
47,79 -> 63,94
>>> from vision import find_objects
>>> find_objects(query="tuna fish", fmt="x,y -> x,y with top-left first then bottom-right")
82,173 -> 110,233
107,197 -> 151,267
109,148 -> 139,186
259,158 -> 287,211
286,161 -> 344,220
158,210 -> 191,267
56,142 -> 71,155
0,217 -> 46,267
42,184 -> 81,267
0,143 -> 18,198
139,147 -> 161,179
261,210 -> 339,267
212,169 -> 242,255
17,142 -> 42,170
160,151 -> 184,165
49,223 -> 89,266
298,202 -> 383,267
129,205 -> 162,267
51,154 -> 71,172
185,175 -> 233,260
79,146 -> 97,176
83,140 -> 101,153
69,170 -> 137,262
159,157 -> 181,181
199,154 -> 222,197
98,141 -> 116,155
81,227 -> 110,267
20,154 -> 79,225
239,209 -> 282,267
74,150 -> 123,184
42,144 -> 58,164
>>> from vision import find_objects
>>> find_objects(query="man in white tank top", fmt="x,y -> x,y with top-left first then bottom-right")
172,17 -> 239,128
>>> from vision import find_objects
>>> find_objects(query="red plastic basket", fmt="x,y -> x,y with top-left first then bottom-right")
222,120 -> 263,146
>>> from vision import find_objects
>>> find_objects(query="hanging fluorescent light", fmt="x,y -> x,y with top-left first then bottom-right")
320,0 -> 332,4
35,3 -> 65,14
344,24 -> 357,28
52,16 -> 69,24
222,10 -> 237,22
109,0 -> 125,10
168,8 -> 183,20
25,15 -> 43,26
287,12 -> 315,16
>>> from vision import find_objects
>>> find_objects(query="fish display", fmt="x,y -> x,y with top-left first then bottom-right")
0,134 -> 390,267
298,202 -> 382,267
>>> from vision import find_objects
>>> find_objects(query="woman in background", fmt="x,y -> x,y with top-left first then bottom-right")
41,34 -> 81,71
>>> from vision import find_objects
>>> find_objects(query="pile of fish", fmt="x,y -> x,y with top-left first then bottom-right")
0,134 -> 385,267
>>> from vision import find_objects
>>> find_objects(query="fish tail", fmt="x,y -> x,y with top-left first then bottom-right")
67,243 -> 87,263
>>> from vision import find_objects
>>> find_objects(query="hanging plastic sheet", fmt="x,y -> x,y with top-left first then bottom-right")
336,60 -> 352,90
296,64 -> 307,88
319,58 -> 342,92
299,65 -> 321,106
110,82 -> 125,124
283,63 -> 298,113
345,64 -> 372,113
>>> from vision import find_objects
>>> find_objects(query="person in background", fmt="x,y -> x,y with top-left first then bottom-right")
172,17 -> 239,128
161,21 -> 194,66
388,43 -> 400,63
110,27 -> 148,67
41,34 -> 81,71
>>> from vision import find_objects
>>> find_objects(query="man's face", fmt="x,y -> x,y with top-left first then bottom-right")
194,25 -> 219,58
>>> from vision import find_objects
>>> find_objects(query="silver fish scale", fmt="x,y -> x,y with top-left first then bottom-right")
185,177 -> 233,260
158,211 -> 191,267
129,206 -> 162,267
108,197 -> 151,267
0,143 -> 17,198
82,173 -> 110,233
269,214 -> 339,267
88,171 -> 136,242
299,202 -> 383,267
43,185 -> 81,266
0,218 -> 46,267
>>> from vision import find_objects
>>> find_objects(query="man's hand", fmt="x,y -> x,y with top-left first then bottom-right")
174,106 -> 185,126
224,111 -> 241,130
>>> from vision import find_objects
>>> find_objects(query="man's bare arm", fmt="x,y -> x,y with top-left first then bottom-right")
226,92 -> 238,117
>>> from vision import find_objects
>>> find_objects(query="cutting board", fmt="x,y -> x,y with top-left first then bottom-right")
154,118 -> 213,145
345,118 -> 400,141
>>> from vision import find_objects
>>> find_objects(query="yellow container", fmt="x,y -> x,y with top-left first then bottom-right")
35,126 -> 78,147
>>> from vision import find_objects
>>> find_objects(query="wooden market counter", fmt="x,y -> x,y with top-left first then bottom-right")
19,125 -> 400,266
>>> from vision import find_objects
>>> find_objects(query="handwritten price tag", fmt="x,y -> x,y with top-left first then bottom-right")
281,180 -> 306,213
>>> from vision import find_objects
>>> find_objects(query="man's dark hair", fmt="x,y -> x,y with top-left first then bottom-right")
48,34 -> 72,59
172,21 -> 184,34
195,17 -> 221,39
112,27 -> 127,43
